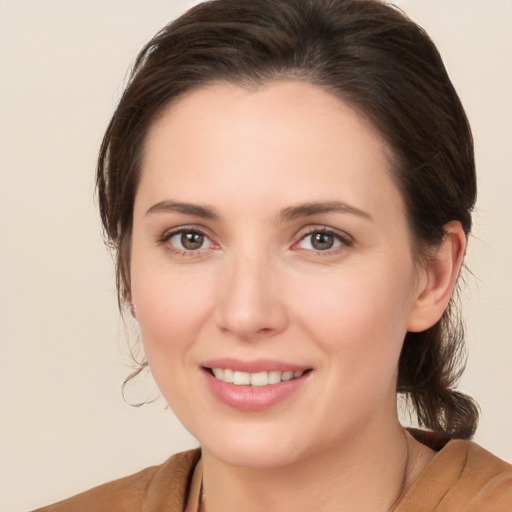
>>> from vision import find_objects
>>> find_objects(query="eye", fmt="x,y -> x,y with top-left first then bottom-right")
167,229 -> 211,251
296,228 -> 351,252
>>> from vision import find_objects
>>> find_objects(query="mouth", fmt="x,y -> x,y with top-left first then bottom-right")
205,367 -> 311,387
201,358 -> 313,410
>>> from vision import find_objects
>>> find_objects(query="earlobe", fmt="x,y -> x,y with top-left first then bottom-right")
407,221 -> 466,333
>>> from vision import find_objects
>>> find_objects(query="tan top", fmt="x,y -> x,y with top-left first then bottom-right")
33,440 -> 512,512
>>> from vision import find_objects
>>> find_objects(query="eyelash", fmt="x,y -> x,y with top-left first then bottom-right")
159,227 -> 215,256
159,226 -> 353,256
294,227 -> 354,255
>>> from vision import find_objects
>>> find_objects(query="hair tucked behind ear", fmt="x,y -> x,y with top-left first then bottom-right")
399,299 -> 479,439
97,0 -> 478,437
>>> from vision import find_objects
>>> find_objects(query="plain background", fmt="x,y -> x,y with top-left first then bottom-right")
1,1 -> 511,511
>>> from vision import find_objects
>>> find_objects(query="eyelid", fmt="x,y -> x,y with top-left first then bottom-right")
292,225 -> 354,252
159,225 -> 218,252
159,223 -> 212,240
157,224 -> 353,255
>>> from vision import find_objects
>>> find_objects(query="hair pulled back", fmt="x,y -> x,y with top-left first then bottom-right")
97,0 -> 478,438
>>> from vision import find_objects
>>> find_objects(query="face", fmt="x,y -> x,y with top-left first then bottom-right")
130,81 -> 426,468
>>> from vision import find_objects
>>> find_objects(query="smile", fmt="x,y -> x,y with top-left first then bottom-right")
210,368 -> 306,386
202,360 -> 313,411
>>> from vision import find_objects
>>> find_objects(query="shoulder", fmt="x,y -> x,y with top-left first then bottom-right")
31,449 -> 201,512
397,439 -> 512,512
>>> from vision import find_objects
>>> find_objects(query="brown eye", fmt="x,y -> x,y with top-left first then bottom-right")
169,230 -> 208,251
296,229 -> 347,252
181,232 -> 204,249
311,232 -> 335,250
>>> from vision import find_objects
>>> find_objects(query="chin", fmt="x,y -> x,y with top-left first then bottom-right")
208,441 -> 301,469
196,423 -> 309,469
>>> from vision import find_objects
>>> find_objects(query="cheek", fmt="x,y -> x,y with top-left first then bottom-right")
130,261 -> 217,360
129,264 -> 219,418
291,264 -> 416,428
290,259 -> 416,389
294,264 -> 414,342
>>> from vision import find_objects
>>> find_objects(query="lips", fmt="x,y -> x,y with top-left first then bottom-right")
201,359 -> 312,411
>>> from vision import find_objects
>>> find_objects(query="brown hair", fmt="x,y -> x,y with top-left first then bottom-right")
97,0 -> 478,438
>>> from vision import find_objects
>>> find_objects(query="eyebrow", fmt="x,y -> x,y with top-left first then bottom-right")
145,200 -> 221,220
145,199 -> 372,223
279,201 -> 373,222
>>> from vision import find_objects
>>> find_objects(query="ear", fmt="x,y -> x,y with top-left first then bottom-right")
407,221 -> 466,333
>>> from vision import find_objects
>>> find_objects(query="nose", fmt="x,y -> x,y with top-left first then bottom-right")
214,252 -> 289,341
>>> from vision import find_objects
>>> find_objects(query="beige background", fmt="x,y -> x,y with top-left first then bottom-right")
0,1 -> 511,511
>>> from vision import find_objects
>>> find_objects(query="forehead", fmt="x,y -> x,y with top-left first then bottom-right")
137,80 -> 403,221
146,80 -> 389,157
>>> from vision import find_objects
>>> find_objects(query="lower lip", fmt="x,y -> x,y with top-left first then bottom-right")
203,370 -> 311,412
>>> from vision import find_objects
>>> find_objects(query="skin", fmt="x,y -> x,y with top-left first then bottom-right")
129,81 -> 465,512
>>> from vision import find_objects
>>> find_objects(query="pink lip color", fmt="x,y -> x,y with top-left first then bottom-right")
201,359 -> 312,412
202,357 -> 307,373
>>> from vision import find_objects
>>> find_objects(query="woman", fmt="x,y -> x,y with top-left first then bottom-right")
33,0 -> 512,510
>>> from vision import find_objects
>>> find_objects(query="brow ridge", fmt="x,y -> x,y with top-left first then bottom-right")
145,200 -> 221,220
145,199 -> 371,223
279,201 -> 372,222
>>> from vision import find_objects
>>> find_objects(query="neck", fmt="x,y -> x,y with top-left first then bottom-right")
197,420 -> 424,512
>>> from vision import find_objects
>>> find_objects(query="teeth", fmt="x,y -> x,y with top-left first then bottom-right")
233,371 -> 251,385
211,368 -> 305,386
268,370 -> 281,385
250,371 -> 268,387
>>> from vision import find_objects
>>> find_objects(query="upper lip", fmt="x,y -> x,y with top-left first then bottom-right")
201,358 -> 311,373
